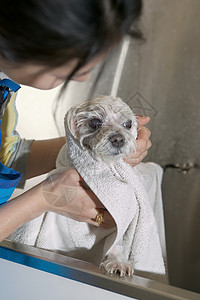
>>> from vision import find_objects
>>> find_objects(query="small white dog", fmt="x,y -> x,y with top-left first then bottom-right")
59,96 -> 138,276
54,96 -> 138,276
45,95 -> 165,278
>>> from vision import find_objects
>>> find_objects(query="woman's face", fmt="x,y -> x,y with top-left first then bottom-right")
0,54 -> 105,90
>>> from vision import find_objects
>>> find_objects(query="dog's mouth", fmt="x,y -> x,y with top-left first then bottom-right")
113,149 -> 123,156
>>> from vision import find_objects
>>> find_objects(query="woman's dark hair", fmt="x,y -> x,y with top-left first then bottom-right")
0,0 -> 143,70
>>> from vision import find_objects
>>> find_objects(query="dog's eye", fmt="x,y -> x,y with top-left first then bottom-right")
89,118 -> 102,129
123,120 -> 132,129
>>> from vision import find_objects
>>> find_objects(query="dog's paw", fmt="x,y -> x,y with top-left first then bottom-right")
100,259 -> 134,277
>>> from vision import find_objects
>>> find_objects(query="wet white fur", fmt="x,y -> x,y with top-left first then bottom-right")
65,95 -> 138,162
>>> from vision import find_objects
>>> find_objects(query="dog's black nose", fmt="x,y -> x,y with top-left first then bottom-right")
110,134 -> 125,148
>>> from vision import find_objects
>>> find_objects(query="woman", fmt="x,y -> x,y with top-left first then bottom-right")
0,0 -> 151,242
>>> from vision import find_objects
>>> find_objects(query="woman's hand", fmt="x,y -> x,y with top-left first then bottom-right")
124,116 -> 152,167
0,168 -> 114,242
42,168 -> 115,229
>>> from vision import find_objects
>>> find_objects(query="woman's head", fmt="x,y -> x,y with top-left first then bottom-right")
0,0 -> 143,89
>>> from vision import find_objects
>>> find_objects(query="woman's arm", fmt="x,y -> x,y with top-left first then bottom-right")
0,168 -> 115,242
0,181 -> 45,242
27,136 -> 66,178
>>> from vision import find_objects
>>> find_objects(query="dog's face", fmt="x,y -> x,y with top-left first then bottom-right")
65,96 -> 138,162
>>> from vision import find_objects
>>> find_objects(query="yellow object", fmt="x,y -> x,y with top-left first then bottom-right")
0,92 -> 19,165
95,211 -> 104,225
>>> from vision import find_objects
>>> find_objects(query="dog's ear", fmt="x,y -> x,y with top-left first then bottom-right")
64,108 -> 78,138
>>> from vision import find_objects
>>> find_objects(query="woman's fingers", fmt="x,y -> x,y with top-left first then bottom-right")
124,116 -> 152,167
136,115 -> 150,127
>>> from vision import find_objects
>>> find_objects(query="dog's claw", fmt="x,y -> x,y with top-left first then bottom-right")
100,259 -> 134,277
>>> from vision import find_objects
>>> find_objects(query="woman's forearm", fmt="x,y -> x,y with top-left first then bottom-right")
0,182 -> 45,242
27,137 -> 66,179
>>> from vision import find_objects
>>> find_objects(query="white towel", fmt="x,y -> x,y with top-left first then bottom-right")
9,127 -> 166,280
32,129 -> 165,275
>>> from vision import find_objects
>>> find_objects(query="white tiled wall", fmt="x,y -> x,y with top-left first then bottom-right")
16,84 -> 65,140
